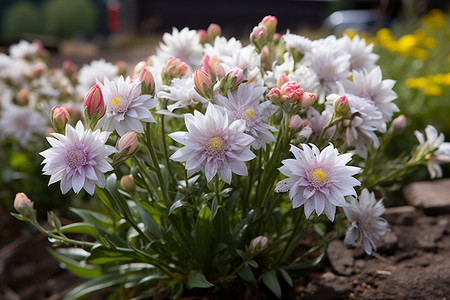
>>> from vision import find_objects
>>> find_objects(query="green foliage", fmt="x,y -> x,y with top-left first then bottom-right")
1,1 -> 41,39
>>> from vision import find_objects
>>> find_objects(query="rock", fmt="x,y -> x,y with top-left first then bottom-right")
383,206 -> 418,225
403,179 -> 450,215
326,240 -> 354,275
377,231 -> 398,253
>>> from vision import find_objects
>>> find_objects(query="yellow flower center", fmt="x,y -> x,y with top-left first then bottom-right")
241,107 -> 257,123
205,135 -> 227,157
308,167 -> 329,188
111,96 -> 128,113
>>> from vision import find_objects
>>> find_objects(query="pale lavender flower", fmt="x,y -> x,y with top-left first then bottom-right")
275,143 -> 361,221
40,121 -> 117,195
76,59 -> 119,98
341,34 -> 379,71
344,188 -> 389,255
169,104 -> 255,184
282,31 -> 313,54
0,104 -> 46,146
215,83 -> 278,150
97,76 -> 158,136
415,125 -> 450,178
157,77 -> 208,112
9,40 -> 39,59
204,36 -> 242,60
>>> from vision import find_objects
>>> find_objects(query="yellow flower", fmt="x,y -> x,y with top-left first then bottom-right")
424,85 -> 442,96
397,34 -> 417,54
422,9 -> 446,29
406,77 -> 428,89
411,48 -> 428,59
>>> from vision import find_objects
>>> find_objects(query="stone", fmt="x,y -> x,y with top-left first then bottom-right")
403,178 -> 450,215
326,240 -> 354,275
383,205 -> 418,225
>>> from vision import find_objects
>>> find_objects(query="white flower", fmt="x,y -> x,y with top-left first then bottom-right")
415,125 -> 450,178
9,40 -> 39,59
40,121 -> 117,195
343,67 -> 398,122
282,31 -> 313,54
169,104 -> 255,184
204,36 -> 242,60
341,34 -> 379,71
222,45 -> 263,86
157,77 -> 208,112
0,104 -> 47,146
155,27 -> 203,71
344,188 -> 389,255
275,143 -> 361,221
215,83 -> 277,150
76,59 -> 119,98
97,76 -> 158,136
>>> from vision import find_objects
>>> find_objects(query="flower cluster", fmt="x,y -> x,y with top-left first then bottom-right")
10,15 -> 450,299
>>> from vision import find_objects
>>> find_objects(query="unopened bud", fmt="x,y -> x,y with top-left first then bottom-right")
392,114 -> 407,133
219,67 -> 244,95
266,87 -> 281,102
62,60 -> 77,76
276,75 -> 289,89
250,24 -> 268,50
17,89 -> 29,105
299,92 -> 316,109
250,236 -> 269,252
14,192 -> 34,218
198,29 -> 208,44
116,60 -> 127,77
84,84 -> 105,128
207,24 -> 222,41
162,57 -> 188,85
201,55 -> 225,81
51,106 -> 70,134
194,69 -> 214,99
120,174 -> 135,192
280,81 -> 303,103
259,15 -> 278,38
117,131 -> 138,155
227,67 -> 243,86
139,67 -> 155,95
289,115 -> 303,130
333,95 -> 350,117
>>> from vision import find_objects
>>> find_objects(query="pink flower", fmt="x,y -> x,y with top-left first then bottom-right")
280,81 -> 304,103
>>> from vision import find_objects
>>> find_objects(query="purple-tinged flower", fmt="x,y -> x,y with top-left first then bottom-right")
344,188 -> 389,255
415,125 -> 450,178
40,121 -> 117,195
275,143 -> 361,221
169,104 -> 255,184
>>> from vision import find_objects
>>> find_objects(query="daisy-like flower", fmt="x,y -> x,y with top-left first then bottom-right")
215,83 -> 277,150
282,31 -> 313,54
340,34 -> 379,71
343,67 -> 398,122
204,36 -> 242,60
157,77 -> 208,112
343,188 -> 389,255
414,125 -> 450,178
97,76 -> 158,136
9,40 -> 39,60
76,59 -> 119,98
40,121 -> 117,195
155,27 -> 203,71
0,104 -> 47,146
275,143 -> 361,221
169,104 -> 255,184
221,45 -> 263,86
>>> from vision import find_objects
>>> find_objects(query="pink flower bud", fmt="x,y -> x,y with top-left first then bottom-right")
62,59 -> 77,75
289,115 -> 304,130
207,23 -> 222,41
299,92 -> 317,109
198,29 -> 208,44
139,67 -> 155,95
201,55 -> 225,80
266,87 -> 281,101
250,236 -> 269,252
17,89 -> 29,105
194,69 -> 213,98
259,15 -> 278,37
227,67 -> 244,86
116,60 -> 128,77
162,57 -> 188,83
280,81 -> 303,103
51,106 -> 70,134
333,95 -> 350,117
120,174 -> 135,192
250,24 -> 268,47
84,84 -> 105,118
14,193 -> 34,217
118,131 -> 138,155
273,33 -> 282,42
276,75 -> 289,89
392,114 -> 407,133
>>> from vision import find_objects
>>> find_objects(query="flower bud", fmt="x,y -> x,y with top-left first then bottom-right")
299,92 -> 317,109
219,67 -> 244,95
280,81 -> 303,103
62,59 -> 77,76
84,84 -> 105,120
289,115 -> 303,130
276,75 -> 289,89
162,57 -> 188,85
51,106 -> 70,134
227,67 -> 243,86
201,55 -> 225,81
266,87 -> 281,102
259,15 -> 278,38
333,95 -> 350,117
250,24 -> 268,50
116,60 -> 128,77
117,131 -> 138,155
198,29 -> 208,44
120,174 -> 135,192
207,24 -> 222,41
392,114 -> 407,133
194,69 -> 214,99
139,67 -> 155,96
14,192 -> 34,218
250,236 -> 269,252
17,89 -> 29,106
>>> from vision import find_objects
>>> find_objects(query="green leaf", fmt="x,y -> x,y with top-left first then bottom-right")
58,222 -> 97,238
262,270 -> 281,298
168,200 -> 192,215
212,206 -> 229,242
237,265 -> 256,286
135,202 -> 162,239
283,251 -> 326,277
279,268 -> 293,287
47,248 -> 102,279
187,271 -> 214,289
86,245 -> 136,264
210,197 -> 218,219
194,204 -> 212,261
170,283 -> 184,299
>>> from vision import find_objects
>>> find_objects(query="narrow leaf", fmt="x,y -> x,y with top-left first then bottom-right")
262,270 -> 281,298
187,271 -> 214,289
